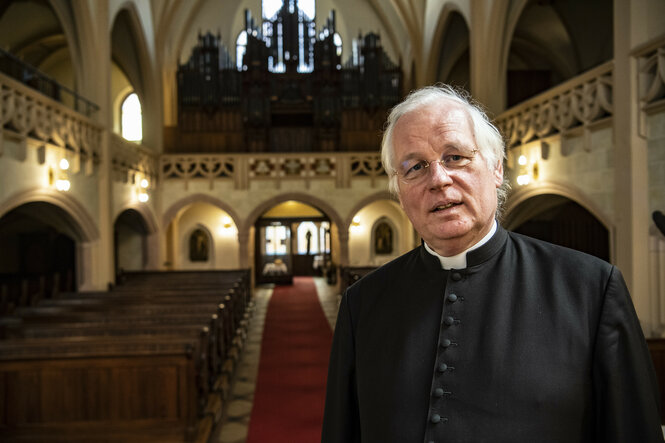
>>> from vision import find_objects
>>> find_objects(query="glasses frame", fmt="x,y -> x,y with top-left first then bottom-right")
393,148 -> 479,185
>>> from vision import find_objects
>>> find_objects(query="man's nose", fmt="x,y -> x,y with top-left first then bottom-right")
429,161 -> 453,186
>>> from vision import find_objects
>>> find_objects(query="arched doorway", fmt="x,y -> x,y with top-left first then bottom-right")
0,202 -> 78,310
255,200 -> 332,285
506,194 -> 610,261
114,208 -> 151,278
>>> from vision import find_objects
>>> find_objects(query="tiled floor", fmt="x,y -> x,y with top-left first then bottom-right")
211,278 -> 340,443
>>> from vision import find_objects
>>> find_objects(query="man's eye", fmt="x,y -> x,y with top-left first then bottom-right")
444,154 -> 470,167
406,161 -> 426,175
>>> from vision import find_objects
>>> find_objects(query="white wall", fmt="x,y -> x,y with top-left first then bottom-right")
175,202 -> 240,270
348,199 -> 411,266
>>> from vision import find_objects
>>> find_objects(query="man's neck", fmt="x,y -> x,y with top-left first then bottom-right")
424,220 -> 497,269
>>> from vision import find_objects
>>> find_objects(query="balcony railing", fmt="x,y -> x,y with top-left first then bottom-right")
0,48 -> 99,117
160,152 -> 387,189
634,36 -> 665,114
110,134 -> 158,183
495,61 -> 614,148
0,70 -> 102,164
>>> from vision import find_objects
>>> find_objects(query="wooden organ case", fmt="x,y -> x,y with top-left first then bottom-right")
166,3 -> 402,154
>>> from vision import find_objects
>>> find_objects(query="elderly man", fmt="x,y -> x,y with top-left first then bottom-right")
322,85 -> 663,442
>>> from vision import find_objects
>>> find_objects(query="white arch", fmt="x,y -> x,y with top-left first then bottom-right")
0,187 -> 99,242
504,180 -> 615,262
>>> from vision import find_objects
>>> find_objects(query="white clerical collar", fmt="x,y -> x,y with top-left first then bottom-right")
424,220 -> 497,270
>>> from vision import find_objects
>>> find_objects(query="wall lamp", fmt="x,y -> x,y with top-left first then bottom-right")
49,158 -> 71,191
137,176 -> 149,202
516,155 -> 538,186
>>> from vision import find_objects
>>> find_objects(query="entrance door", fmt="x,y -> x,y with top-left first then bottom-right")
256,222 -> 293,285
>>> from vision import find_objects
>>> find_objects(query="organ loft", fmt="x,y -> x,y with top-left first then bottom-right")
168,5 -> 402,154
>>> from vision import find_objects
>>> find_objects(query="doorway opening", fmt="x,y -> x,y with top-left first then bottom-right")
255,200 -> 332,284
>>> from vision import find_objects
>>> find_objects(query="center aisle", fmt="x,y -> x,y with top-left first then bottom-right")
246,277 -> 333,443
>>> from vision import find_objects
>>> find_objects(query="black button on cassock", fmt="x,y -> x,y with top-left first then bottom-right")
447,293 -> 458,303
434,387 -> 444,397
444,316 -> 455,326
431,413 -> 442,424
451,272 -> 462,281
441,339 -> 452,348
437,363 -> 448,372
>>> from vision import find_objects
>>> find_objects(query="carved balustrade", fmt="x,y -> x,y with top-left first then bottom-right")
0,72 -> 101,170
495,62 -> 613,148
635,36 -> 665,113
110,134 -> 158,183
160,152 -> 387,189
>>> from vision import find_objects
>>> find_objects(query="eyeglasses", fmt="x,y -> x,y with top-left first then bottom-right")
394,149 -> 478,185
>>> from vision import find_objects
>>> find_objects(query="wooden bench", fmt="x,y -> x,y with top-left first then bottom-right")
0,270 -> 254,442
339,266 -> 377,294
0,334 -> 212,442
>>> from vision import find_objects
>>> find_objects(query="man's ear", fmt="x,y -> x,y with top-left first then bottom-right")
494,161 -> 504,188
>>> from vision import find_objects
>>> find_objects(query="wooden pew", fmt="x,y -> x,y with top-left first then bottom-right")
0,334 -> 211,442
0,270 -> 253,441
339,266 -> 377,295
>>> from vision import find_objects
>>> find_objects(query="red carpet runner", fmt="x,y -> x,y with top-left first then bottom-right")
247,277 -> 333,443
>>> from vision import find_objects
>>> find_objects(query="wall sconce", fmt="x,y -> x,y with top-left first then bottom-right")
49,158 -> 71,191
516,155 -> 538,186
218,216 -> 236,236
137,177 -> 149,202
350,216 -> 362,233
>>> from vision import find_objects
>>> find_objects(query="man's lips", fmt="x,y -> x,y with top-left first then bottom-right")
431,202 -> 461,212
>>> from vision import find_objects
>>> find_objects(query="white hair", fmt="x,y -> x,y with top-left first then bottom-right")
380,84 -> 510,217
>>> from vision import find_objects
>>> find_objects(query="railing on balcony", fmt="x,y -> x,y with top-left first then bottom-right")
634,36 -> 665,114
0,70 -> 102,165
110,134 -> 158,183
160,152 -> 387,190
495,62 -> 614,149
0,48 -> 99,117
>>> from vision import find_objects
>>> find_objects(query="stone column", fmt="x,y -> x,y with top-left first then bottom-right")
469,0 -> 510,113
613,0 -> 651,333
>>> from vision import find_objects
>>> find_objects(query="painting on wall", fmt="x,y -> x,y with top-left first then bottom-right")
374,221 -> 393,255
189,228 -> 209,261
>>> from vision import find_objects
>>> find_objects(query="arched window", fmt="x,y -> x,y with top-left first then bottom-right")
262,0 -> 315,19
121,93 -> 142,142
236,30 -> 247,71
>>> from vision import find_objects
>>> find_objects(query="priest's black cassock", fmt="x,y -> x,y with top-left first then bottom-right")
322,225 -> 663,443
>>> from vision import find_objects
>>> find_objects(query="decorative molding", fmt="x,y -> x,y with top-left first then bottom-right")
495,62 -> 613,149
110,133 -> 158,183
635,35 -> 665,115
160,152 -> 387,190
0,72 -> 102,171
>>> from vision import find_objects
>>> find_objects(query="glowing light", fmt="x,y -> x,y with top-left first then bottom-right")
350,216 -> 362,233
218,216 -> 236,236
138,192 -> 149,202
140,178 -> 149,188
518,155 -> 527,166
122,93 -> 142,142
59,158 -> 69,170
55,179 -> 71,191
516,174 -> 531,186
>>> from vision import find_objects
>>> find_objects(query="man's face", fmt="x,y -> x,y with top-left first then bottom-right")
393,102 -> 503,256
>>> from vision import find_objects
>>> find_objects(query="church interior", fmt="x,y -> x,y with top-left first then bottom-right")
0,0 -> 664,441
